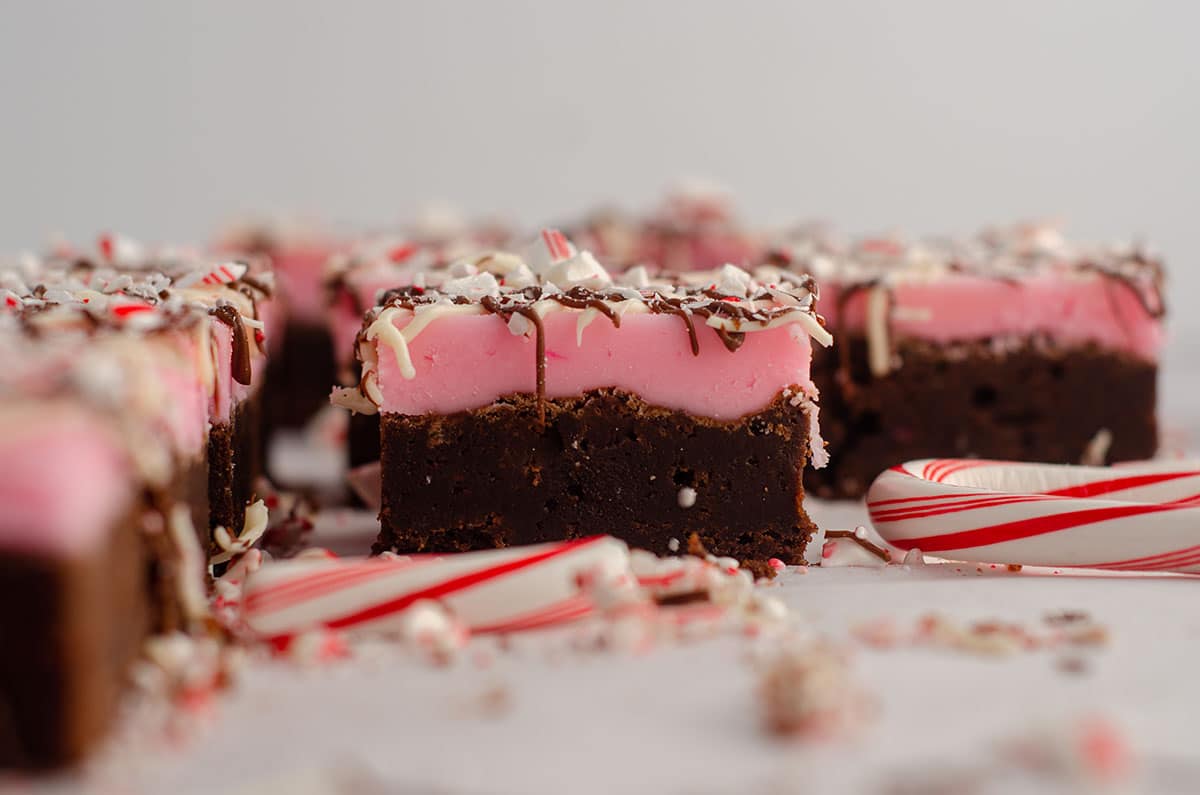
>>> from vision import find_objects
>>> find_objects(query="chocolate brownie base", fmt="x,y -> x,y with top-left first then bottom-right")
207,395 -> 262,554
0,516 -> 151,770
378,389 -> 818,572
348,412 -> 381,470
262,321 -> 335,432
807,336 -> 1159,499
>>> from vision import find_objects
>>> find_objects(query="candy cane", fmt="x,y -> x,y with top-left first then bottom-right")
539,228 -> 574,263
199,261 -> 248,286
97,232 -> 143,264
241,536 -> 630,642
867,459 -> 1200,572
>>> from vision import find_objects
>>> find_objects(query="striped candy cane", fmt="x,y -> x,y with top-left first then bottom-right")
868,459 -> 1200,573
97,232 -> 143,264
199,261 -> 248,286
242,536 -> 631,643
539,228 -> 574,263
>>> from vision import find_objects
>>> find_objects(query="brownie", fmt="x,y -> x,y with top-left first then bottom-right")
806,336 -> 1159,499
207,395 -> 263,554
0,515 -> 151,769
377,389 -> 818,573
261,320 -> 336,433
348,411 -> 381,470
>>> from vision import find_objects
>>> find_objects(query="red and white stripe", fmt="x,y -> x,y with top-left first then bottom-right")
539,228 -> 574,263
199,261 -> 248,286
108,300 -> 157,321
241,536 -> 630,643
96,232 -> 143,264
868,459 -> 1200,573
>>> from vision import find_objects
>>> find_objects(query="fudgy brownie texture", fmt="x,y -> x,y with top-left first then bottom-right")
346,359 -> 381,507
806,336 -> 1158,499
348,412 -> 381,470
0,517 -> 151,769
261,321 -> 336,433
377,389 -> 817,575
207,396 -> 262,555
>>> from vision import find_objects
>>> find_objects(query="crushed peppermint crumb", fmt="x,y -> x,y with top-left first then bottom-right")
757,641 -> 873,740
850,612 -> 1110,660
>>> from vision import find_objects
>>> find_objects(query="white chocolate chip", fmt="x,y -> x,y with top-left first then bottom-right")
677,487 -> 697,509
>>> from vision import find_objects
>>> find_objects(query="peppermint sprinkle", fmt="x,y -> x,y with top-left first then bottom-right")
96,232 -> 141,264
98,233 -> 115,261
540,228 -> 573,263
200,261 -> 248,286
388,242 -> 420,263
110,302 -> 155,319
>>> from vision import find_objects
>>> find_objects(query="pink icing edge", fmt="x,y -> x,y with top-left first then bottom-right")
823,272 -> 1163,361
273,245 -> 340,321
209,316 -> 270,423
0,317 -> 265,554
331,268 -> 417,371
0,408 -> 135,556
154,341 -> 208,458
374,310 -> 815,420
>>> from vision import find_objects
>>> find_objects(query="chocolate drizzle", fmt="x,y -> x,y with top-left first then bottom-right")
554,286 -> 622,328
475,293 -> 555,425
824,529 -> 891,563
381,282 -> 817,340
653,302 -> 700,355
713,328 -> 745,352
211,304 -> 253,386
1079,256 -> 1167,320
238,273 -> 273,300
515,306 -> 546,425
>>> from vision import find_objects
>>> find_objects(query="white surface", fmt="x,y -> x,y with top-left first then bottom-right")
10,503 -> 1200,795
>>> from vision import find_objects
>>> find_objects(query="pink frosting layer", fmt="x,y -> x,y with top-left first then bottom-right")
331,269 -> 420,372
210,319 -> 269,423
823,272 -> 1162,360
0,407 -> 134,556
155,340 -> 208,458
332,292 -> 367,372
639,234 -> 762,272
275,245 -> 339,321
375,310 -> 814,419
332,270 -> 416,370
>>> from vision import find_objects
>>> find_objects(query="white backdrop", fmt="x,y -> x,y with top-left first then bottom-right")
1,0 -> 1195,419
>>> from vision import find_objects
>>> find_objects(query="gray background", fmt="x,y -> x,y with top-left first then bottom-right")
1,0 -> 1195,420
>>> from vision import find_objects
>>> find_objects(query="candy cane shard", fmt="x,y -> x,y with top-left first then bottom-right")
540,228 -> 573,263
867,459 -> 1200,572
241,536 -> 631,642
96,232 -> 144,265
199,260 -> 248,286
